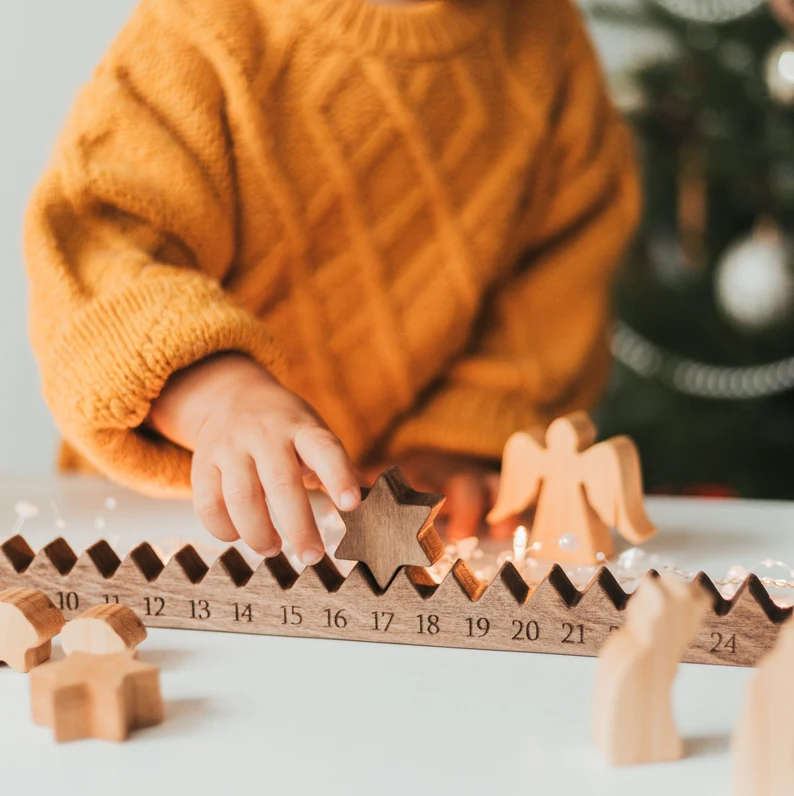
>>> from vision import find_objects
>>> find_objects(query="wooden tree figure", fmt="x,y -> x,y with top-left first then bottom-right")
0,587 -> 65,673
592,576 -> 710,766
335,466 -> 445,589
30,651 -> 163,742
487,411 -> 656,565
733,618 -> 794,794
61,604 -> 148,656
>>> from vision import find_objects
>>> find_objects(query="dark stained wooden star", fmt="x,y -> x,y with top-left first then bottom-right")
335,466 -> 446,589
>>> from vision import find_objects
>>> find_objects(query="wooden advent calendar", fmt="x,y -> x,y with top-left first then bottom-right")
0,525 -> 785,669
1,415 -> 789,669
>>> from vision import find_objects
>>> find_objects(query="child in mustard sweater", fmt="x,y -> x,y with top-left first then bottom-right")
24,0 -> 639,564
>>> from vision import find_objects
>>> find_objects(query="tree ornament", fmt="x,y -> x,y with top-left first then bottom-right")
714,221 -> 794,332
765,37 -> 794,104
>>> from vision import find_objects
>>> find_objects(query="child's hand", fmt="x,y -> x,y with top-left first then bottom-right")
148,354 -> 361,563
393,451 -> 520,542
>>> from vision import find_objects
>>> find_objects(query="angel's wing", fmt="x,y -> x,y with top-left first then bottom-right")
486,429 -> 546,524
581,437 -> 656,545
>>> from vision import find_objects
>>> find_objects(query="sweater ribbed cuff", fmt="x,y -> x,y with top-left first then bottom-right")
42,269 -> 285,498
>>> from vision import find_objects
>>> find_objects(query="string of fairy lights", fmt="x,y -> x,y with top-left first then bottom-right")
612,321 -> 794,399
649,0 -> 766,22
8,497 -> 794,607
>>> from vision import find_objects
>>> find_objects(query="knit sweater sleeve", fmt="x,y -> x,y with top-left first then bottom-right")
24,1 -> 282,497
387,2 -> 641,461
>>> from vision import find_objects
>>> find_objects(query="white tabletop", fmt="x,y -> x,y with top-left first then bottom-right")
1,475 -> 794,796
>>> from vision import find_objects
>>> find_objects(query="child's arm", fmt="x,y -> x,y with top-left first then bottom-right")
24,1 -> 359,559
388,2 -> 640,485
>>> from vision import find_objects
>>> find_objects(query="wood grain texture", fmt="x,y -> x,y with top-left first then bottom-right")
335,466 -> 445,589
61,604 -> 148,656
733,616 -> 794,794
593,577 -> 710,766
488,412 -> 657,565
0,535 -> 788,668
30,651 -> 163,742
0,588 -> 65,673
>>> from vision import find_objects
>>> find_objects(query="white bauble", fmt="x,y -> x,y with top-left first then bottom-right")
715,226 -> 794,332
765,38 -> 794,105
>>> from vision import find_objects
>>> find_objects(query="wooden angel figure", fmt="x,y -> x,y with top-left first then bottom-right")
733,619 -> 794,795
592,576 -> 710,766
487,411 -> 656,565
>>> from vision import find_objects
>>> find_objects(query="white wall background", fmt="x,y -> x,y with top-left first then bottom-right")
0,0 -> 648,476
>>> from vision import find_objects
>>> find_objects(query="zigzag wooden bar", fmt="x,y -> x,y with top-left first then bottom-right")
0,535 -> 787,668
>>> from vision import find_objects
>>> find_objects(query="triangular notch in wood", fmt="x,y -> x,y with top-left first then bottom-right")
1,535 -> 35,573
128,543 -> 165,582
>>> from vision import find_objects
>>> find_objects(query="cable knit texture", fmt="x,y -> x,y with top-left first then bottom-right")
25,0 -> 640,497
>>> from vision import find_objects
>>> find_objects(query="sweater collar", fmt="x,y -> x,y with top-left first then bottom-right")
295,0 -> 494,60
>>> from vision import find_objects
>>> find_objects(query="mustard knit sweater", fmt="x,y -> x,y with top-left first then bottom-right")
25,0 -> 640,498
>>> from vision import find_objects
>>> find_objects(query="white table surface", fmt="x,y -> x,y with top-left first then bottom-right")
1,474 -> 794,796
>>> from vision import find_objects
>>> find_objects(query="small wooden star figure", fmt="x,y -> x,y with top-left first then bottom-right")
30,651 -> 163,742
335,466 -> 445,589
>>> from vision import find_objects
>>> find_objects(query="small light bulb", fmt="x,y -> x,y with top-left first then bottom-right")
558,534 -> 580,552
13,501 -> 40,520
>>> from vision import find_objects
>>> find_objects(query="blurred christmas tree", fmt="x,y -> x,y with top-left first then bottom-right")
586,0 -> 794,498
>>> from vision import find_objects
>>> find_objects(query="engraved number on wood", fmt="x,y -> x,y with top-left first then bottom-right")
562,622 -> 585,644
466,617 -> 490,637
57,592 -> 79,612
710,632 -> 737,654
189,599 -> 211,620
233,603 -> 253,623
512,619 -> 540,641
144,597 -> 165,617
103,594 -> 120,604
372,611 -> 394,632
324,609 -> 347,629
417,614 -> 440,635
281,606 -> 303,625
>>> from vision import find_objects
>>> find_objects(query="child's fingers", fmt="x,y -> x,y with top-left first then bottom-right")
254,447 -> 325,566
484,472 -> 518,540
220,456 -> 281,556
445,473 -> 486,541
191,460 -> 240,543
489,516 -> 520,541
294,426 -> 361,511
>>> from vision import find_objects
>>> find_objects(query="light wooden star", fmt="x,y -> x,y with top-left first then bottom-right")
30,651 -> 163,742
335,466 -> 445,589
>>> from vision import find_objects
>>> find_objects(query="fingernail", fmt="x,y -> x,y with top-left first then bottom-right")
339,488 -> 360,511
301,548 -> 324,566
263,546 -> 282,558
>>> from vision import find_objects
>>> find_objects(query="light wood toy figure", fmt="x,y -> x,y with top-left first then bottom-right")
592,576 -> 710,766
0,587 -> 65,672
61,604 -> 148,656
30,651 -> 164,742
732,616 -> 794,795
487,411 -> 656,565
